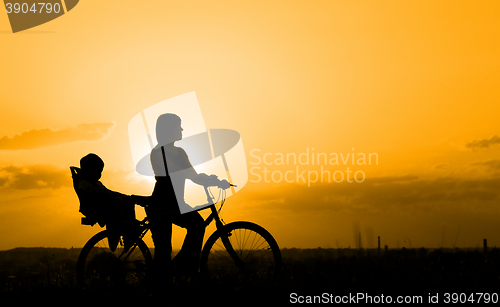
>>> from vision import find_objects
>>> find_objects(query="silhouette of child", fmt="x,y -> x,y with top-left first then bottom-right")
75,153 -> 136,229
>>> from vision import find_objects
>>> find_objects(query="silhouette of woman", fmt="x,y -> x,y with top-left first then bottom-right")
148,113 -> 228,276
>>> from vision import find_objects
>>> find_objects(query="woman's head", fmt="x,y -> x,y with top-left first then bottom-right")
156,113 -> 183,145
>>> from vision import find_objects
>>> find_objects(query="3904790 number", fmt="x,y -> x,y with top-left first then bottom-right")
444,293 -> 499,304
5,3 -> 61,14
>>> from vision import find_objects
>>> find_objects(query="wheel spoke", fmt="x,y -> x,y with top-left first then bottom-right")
77,230 -> 152,287
241,229 -> 251,252
201,222 -> 281,279
210,247 -> 234,264
248,231 -> 262,251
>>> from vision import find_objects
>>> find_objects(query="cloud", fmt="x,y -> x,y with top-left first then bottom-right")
465,135 -> 500,150
434,164 -> 447,170
368,174 -> 419,184
0,165 -> 70,190
471,160 -> 500,173
242,175 -> 500,214
0,122 -> 115,150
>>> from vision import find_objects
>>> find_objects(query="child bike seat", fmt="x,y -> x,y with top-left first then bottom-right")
70,166 -> 106,227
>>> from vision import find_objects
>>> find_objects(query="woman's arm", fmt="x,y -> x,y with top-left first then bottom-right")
184,166 -> 213,185
180,150 -> 228,187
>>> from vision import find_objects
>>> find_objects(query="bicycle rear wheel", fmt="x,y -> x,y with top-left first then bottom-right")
200,221 -> 281,280
77,230 -> 152,287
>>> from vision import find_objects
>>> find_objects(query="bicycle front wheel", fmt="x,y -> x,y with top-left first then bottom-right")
200,221 -> 281,279
77,230 -> 152,287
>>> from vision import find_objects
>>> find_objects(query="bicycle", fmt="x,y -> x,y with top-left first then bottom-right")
76,181 -> 282,287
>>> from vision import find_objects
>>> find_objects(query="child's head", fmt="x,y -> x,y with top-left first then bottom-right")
80,153 -> 104,182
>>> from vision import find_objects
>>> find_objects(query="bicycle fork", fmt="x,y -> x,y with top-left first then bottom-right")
205,186 -> 245,269
218,221 -> 245,269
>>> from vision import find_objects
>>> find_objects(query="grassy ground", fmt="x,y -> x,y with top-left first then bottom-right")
1,247 -> 499,305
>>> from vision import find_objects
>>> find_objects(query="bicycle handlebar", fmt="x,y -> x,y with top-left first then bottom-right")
131,182 -> 235,209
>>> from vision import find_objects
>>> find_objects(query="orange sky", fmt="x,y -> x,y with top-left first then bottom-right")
1,0 -> 500,250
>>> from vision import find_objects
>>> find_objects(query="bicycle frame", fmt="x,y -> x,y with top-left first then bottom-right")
123,184 -> 244,269
201,186 -> 245,268
78,182 -> 282,286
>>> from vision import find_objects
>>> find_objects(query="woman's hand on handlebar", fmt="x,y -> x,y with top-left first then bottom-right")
218,179 -> 231,190
209,175 -> 232,189
199,173 -> 232,189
